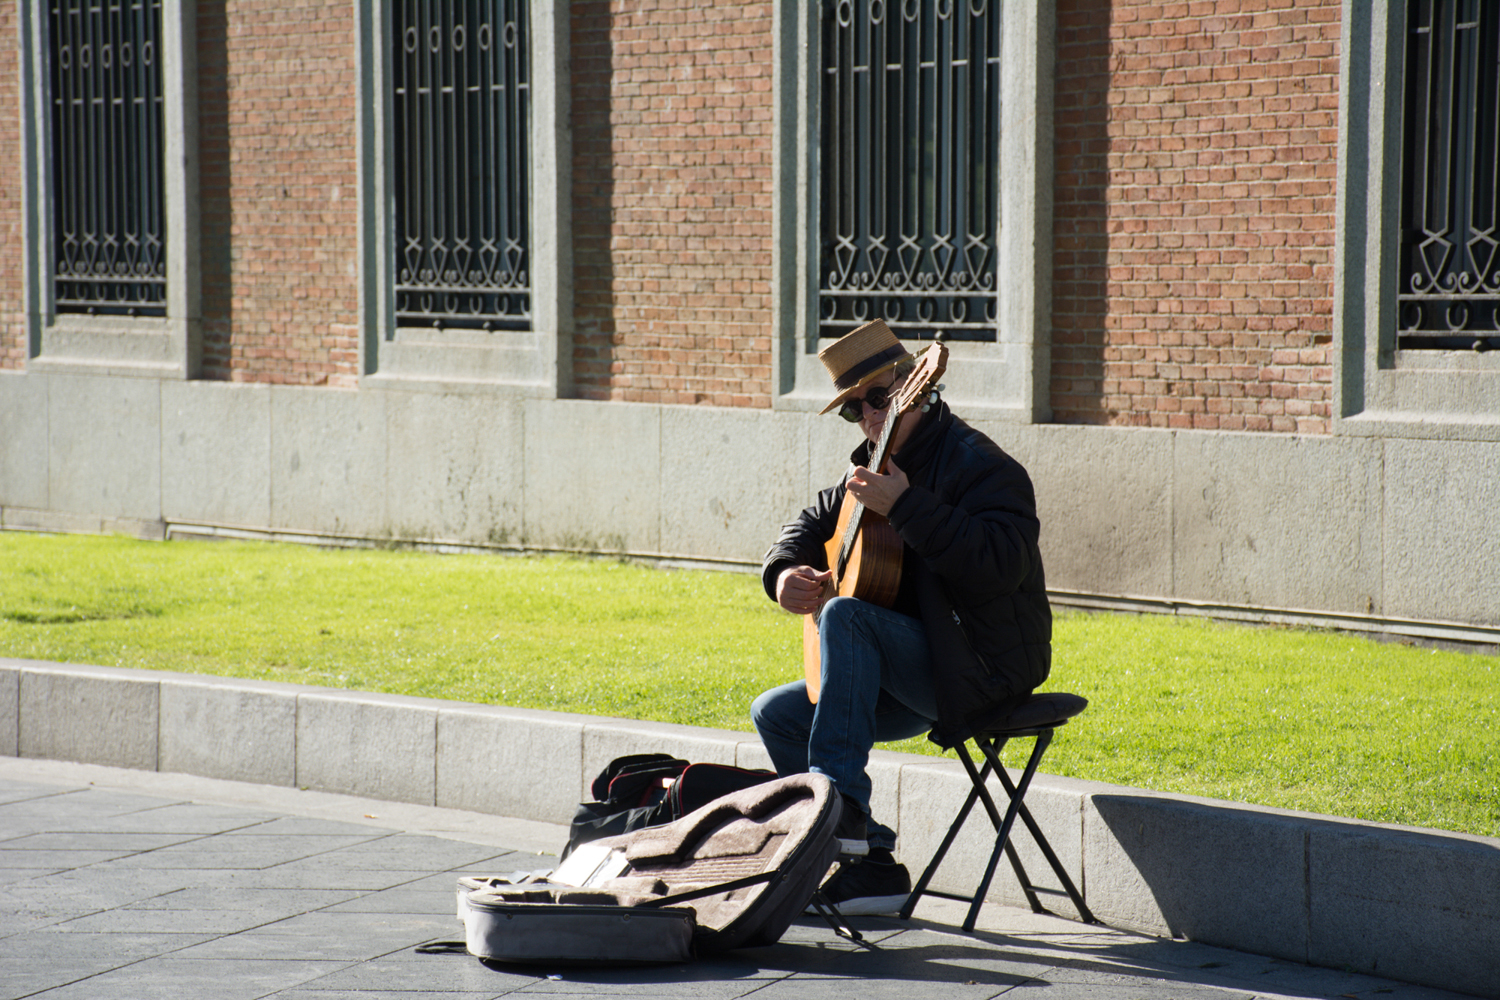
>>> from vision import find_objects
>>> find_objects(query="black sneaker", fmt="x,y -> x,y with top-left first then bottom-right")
833,793 -> 869,857
811,853 -> 911,916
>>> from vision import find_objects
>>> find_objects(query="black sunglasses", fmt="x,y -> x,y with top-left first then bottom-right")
837,382 -> 896,423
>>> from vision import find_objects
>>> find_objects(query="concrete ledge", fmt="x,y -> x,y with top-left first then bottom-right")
1088,792 -> 1310,954
436,703 -> 590,820
1308,822 -> 1500,1000
159,674 -> 301,786
0,658 -> 1494,997
295,689 -> 438,804
0,667 -> 16,757
15,660 -> 161,769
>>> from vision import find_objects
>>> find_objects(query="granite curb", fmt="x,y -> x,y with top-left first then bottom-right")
2,658 -> 1495,997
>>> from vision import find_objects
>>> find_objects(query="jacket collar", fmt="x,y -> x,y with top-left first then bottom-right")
850,399 -> 952,481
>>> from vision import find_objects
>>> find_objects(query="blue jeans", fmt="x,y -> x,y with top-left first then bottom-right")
751,596 -> 937,851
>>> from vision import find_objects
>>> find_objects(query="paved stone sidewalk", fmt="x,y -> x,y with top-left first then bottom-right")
0,758 -> 1473,1000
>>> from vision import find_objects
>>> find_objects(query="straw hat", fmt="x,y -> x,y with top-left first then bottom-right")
817,319 -> 914,415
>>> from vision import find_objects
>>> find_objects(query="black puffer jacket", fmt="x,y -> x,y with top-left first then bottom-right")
762,401 -> 1051,748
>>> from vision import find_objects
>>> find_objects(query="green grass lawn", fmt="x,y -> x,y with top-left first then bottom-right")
2,531 -> 1496,839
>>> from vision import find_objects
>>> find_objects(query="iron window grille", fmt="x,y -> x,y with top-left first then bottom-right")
48,0 -> 167,318
392,0 -> 531,332
819,0 -> 1001,342
1398,0 -> 1500,351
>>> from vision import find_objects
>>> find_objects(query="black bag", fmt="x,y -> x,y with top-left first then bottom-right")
592,753 -> 690,807
563,753 -> 778,859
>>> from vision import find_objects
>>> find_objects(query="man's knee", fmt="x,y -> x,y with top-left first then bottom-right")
751,681 -> 810,736
819,595 -> 862,631
749,687 -> 776,730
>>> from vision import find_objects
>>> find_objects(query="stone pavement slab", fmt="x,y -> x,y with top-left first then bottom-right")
0,758 -> 1478,1000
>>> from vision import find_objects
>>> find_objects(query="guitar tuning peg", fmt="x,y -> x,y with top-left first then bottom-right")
921,404 -> 931,413
928,391 -> 938,403
936,384 -> 946,392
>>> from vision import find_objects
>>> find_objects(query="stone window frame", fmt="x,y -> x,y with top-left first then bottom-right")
357,0 -> 572,396
19,1 -> 201,380
1333,0 -> 1500,441
771,0 -> 1054,422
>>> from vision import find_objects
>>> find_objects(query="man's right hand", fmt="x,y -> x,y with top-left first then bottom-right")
776,565 -> 832,616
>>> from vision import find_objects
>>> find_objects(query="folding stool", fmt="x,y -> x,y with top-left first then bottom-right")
900,692 -> 1097,932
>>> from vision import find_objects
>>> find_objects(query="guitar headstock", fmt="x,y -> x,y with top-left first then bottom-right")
892,341 -> 949,418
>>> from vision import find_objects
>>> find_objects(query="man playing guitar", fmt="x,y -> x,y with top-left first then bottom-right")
752,318 -> 1053,915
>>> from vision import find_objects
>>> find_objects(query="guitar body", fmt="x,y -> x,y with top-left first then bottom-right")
802,487 -> 905,704
828,499 -> 904,606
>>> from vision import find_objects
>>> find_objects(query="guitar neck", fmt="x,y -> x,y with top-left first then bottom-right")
833,404 -> 901,580
867,407 -> 898,474
833,498 -> 865,581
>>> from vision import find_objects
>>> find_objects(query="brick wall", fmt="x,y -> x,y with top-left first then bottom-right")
0,4 -> 23,370
5,1 -> 1344,425
1052,0 -> 1341,432
569,0 -> 775,407
197,0 -> 360,385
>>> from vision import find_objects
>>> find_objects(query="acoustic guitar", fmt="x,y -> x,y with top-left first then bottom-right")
802,341 -> 949,703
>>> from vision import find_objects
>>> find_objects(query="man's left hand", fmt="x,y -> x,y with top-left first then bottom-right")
845,460 -> 909,517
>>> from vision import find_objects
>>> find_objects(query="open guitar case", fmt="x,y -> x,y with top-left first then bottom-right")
456,773 -> 842,965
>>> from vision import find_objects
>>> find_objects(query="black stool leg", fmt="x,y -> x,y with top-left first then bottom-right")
901,737 -> 1008,922
985,746 -> 1097,924
966,728 -> 1050,929
963,735 -> 1047,914
961,731 -> 1049,931
903,725 -> 1099,931
899,763 -> 986,919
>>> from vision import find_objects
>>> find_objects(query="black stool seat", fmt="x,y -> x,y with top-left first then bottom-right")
900,691 -> 1097,931
988,691 -> 1088,732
